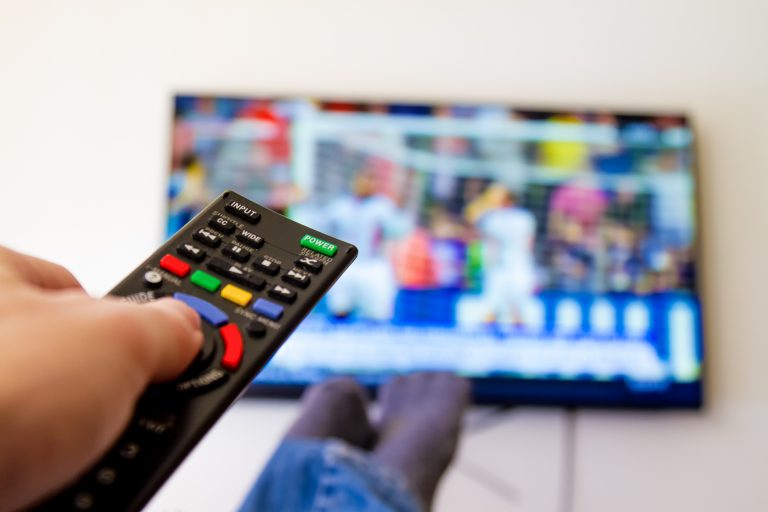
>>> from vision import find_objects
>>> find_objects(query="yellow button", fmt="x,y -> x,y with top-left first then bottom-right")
220,284 -> 253,307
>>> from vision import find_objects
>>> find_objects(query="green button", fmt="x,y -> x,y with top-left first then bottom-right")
190,270 -> 221,293
300,234 -> 337,257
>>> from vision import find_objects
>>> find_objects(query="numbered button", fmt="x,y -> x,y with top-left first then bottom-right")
268,284 -> 296,304
73,492 -> 95,510
95,467 -> 117,486
118,442 -> 140,460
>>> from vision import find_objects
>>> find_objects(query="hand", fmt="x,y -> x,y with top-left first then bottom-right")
0,246 -> 203,511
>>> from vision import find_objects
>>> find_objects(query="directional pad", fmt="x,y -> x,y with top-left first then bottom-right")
218,323 -> 244,371
172,293 -> 229,327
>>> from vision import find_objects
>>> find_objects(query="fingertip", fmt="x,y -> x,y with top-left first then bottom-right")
138,299 -> 204,382
0,246 -> 84,291
150,298 -> 202,330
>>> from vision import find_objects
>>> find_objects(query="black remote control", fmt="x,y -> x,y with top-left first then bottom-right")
32,191 -> 357,512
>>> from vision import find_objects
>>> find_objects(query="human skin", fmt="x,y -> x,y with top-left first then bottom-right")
0,246 -> 203,511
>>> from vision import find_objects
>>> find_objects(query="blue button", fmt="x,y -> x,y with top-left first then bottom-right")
173,292 -> 229,327
252,298 -> 284,320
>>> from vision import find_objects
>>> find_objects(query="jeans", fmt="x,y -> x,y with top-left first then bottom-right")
238,439 -> 423,512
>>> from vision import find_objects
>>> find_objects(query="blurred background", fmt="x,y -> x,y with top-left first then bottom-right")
1,1 -> 767,510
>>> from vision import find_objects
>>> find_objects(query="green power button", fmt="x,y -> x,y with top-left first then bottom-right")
300,234 -> 338,257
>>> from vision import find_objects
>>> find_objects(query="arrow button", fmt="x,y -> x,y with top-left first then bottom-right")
176,243 -> 206,262
206,258 -> 265,291
268,284 -> 296,304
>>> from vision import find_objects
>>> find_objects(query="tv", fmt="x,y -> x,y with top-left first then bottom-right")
167,95 -> 703,408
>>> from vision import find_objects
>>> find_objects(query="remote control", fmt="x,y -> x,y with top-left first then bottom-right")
32,191 -> 357,511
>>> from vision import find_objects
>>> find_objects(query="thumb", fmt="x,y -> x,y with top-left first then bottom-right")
111,298 -> 204,383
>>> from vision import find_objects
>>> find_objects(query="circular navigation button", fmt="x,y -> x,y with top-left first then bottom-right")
194,332 -> 217,369
180,324 -> 218,377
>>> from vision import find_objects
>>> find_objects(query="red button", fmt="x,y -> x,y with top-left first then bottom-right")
160,254 -> 190,277
219,323 -> 243,371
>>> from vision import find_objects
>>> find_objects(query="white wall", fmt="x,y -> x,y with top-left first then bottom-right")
1,1 -> 767,511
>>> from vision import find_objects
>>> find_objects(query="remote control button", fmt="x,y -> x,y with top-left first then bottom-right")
208,215 -> 236,235
193,228 -> 222,248
159,254 -> 190,277
233,273 -> 266,291
220,284 -> 252,307
118,443 -> 140,460
73,492 -> 95,510
296,256 -> 323,273
222,243 -> 251,263
300,234 -> 337,257
207,257 -> 239,276
137,414 -> 176,436
95,467 -> 117,486
226,199 -> 261,223
176,367 -> 229,393
177,242 -> 206,262
206,258 -> 266,291
173,293 -> 229,327
246,321 -> 266,338
190,270 -> 221,293
282,268 -> 310,288
236,229 -> 264,248
268,284 -> 297,304
219,323 -> 244,371
252,298 -> 284,320
144,270 -> 163,288
254,257 -> 280,276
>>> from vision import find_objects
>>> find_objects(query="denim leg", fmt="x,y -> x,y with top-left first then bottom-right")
239,439 -> 423,512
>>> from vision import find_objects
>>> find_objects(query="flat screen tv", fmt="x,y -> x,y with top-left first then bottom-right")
167,94 -> 703,407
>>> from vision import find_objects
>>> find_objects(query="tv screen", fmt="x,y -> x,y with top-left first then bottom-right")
168,95 -> 703,407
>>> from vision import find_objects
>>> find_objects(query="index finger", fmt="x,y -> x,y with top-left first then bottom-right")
0,246 -> 83,291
